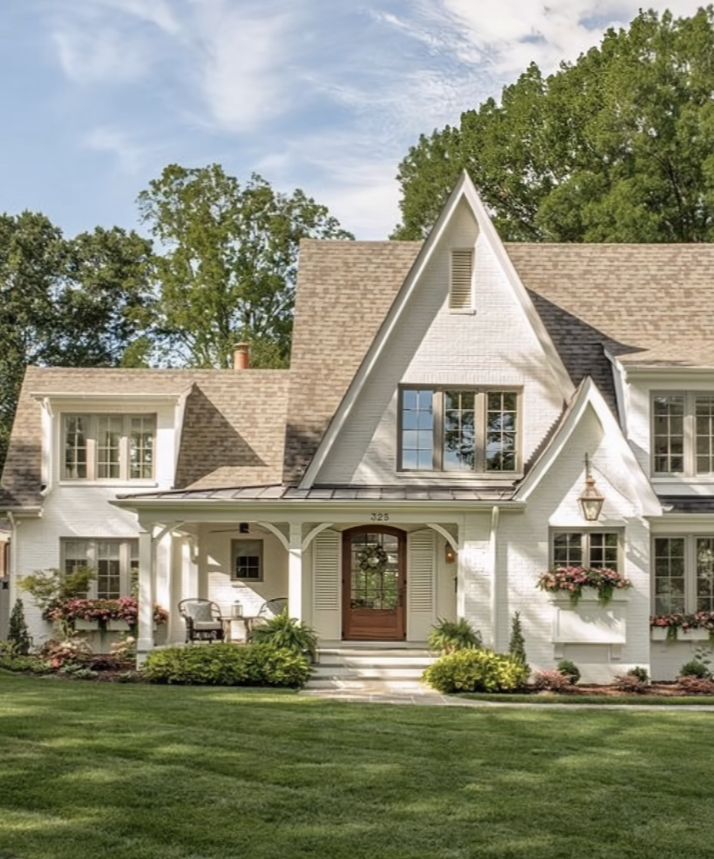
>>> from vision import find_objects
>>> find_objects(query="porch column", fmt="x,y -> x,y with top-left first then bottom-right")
137,529 -> 154,660
288,522 -> 303,622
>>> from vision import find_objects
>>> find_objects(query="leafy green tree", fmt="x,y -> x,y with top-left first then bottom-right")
394,8 -> 714,243
138,165 -> 352,369
8,599 -> 31,655
0,215 -> 153,467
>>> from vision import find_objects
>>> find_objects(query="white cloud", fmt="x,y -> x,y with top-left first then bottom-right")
52,25 -> 151,83
83,126 -> 149,174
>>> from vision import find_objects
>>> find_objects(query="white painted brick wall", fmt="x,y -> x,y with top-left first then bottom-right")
318,199 -> 565,485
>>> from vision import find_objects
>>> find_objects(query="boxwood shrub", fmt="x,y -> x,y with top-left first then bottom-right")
424,648 -> 529,693
143,643 -> 311,688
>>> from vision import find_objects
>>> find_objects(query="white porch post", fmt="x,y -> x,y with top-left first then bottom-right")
288,522 -> 303,622
137,529 -> 154,660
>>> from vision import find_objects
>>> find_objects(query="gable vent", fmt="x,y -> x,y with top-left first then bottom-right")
449,249 -> 473,311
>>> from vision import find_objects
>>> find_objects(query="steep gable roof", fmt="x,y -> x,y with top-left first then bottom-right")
0,367 -> 289,509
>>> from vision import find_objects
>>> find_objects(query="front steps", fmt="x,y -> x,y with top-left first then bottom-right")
307,643 -> 437,692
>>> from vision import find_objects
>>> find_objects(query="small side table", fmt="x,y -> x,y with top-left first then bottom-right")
221,616 -> 260,643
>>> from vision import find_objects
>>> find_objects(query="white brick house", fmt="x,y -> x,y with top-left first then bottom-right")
2,172 -> 712,681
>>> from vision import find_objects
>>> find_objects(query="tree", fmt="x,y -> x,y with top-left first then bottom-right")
394,8 -> 714,243
0,215 -> 154,467
8,599 -> 31,654
508,611 -> 528,672
138,165 -> 353,369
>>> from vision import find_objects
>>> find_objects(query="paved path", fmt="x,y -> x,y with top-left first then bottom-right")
299,686 -> 714,712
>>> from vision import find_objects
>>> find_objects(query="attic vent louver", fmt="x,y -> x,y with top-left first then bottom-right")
449,249 -> 473,311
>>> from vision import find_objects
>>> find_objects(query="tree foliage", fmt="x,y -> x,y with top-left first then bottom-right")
394,8 -> 714,242
138,165 -> 352,369
0,214 -> 153,466
8,599 -> 32,655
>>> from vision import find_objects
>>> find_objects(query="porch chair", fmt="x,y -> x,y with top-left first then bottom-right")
178,598 -> 225,643
248,597 -> 288,633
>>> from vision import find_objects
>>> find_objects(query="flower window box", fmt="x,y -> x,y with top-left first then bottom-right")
74,619 -> 99,631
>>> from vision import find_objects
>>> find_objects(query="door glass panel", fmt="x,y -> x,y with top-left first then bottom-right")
350,532 -> 400,610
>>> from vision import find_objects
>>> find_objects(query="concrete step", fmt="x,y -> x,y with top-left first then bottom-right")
318,655 -> 436,668
318,648 -> 433,659
304,678 -> 433,693
312,665 -> 429,681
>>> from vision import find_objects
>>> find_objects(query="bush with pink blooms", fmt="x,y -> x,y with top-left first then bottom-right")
537,566 -> 632,605
48,597 -> 167,629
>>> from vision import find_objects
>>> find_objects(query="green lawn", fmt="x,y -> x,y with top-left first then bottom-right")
1,674 -> 714,859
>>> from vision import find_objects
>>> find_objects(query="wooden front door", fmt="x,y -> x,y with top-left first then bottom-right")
342,526 -> 406,641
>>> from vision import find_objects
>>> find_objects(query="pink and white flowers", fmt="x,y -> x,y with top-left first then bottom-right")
537,566 -> 632,605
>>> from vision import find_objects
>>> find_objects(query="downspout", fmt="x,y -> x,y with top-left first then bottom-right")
6,512 -> 18,610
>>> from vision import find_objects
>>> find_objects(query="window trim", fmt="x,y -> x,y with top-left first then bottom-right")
60,537 -> 138,600
448,247 -> 475,314
650,391 -> 714,478
61,412 -> 157,483
549,528 -> 623,571
230,539 -> 264,583
397,385 -> 523,476
652,533 -> 714,614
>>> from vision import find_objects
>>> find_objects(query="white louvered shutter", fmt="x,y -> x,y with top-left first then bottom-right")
449,249 -> 473,310
312,529 -> 340,639
408,529 -> 435,640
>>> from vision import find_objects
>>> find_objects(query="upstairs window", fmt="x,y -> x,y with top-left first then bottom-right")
62,414 -> 156,481
652,392 -> 714,476
399,388 -> 520,473
449,249 -> 473,311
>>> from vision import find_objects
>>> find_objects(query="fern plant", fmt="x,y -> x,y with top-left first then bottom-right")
428,618 -> 482,654
248,612 -> 318,662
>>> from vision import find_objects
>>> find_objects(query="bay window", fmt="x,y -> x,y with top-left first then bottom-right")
62,413 -> 156,481
399,387 -> 520,473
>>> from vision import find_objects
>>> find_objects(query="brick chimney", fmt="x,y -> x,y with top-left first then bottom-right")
233,342 -> 251,370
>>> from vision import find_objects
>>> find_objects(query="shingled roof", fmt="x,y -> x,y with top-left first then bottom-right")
0,367 -> 289,508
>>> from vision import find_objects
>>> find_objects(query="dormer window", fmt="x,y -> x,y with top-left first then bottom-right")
399,387 -> 520,474
62,414 -> 156,481
449,249 -> 473,311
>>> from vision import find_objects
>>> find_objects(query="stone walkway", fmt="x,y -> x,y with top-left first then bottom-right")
299,684 -> 714,712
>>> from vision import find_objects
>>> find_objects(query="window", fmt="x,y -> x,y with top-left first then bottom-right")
449,249 -> 473,311
61,539 -> 137,599
231,540 -> 263,581
399,388 -> 520,473
652,392 -> 714,476
653,537 -> 685,614
653,535 -> 714,614
62,414 -> 156,481
552,532 -> 620,570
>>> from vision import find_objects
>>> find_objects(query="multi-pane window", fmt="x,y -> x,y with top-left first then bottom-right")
401,390 -> 434,470
652,393 -> 714,476
231,540 -> 263,581
61,538 -> 137,599
400,388 -> 520,473
552,532 -> 619,570
654,537 -> 685,614
62,414 -> 156,481
653,535 -> 714,615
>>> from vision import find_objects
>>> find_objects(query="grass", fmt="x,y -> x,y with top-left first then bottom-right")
1,674 -> 714,858
462,692 -> 714,706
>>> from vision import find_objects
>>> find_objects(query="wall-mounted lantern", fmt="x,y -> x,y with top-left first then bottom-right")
445,543 -> 457,564
579,453 -> 605,522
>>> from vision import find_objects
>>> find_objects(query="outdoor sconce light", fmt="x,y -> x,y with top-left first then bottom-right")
579,453 -> 605,522
445,544 -> 457,564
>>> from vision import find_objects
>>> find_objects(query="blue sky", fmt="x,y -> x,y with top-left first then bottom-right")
0,0 -> 706,239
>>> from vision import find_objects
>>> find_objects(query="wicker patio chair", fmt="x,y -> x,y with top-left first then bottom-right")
178,598 -> 225,643
247,597 -> 288,633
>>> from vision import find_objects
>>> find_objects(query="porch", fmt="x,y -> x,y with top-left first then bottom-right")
133,515 -> 467,657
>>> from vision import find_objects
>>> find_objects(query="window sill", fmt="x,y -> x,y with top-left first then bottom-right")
396,470 -> 522,482
651,627 -> 710,642
652,476 -> 714,483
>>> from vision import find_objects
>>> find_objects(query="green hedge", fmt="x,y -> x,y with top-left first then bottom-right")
424,648 -> 529,693
0,654 -> 53,675
143,644 -> 311,688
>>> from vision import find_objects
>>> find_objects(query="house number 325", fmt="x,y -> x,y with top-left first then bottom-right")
370,512 -> 390,522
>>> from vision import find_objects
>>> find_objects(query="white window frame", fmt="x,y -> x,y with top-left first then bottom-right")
61,413 -> 156,482
550,529 -> 623,571
60,538 -> 138,599
230,539 -> 264,582
652,534 -> 714,614
651,391 -> 714,477
398,386 -> 523,475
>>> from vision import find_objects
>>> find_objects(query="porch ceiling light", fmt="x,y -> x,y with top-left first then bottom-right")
579,453 -> 604,522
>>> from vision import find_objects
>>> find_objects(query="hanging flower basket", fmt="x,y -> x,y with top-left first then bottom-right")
357,544 -> 389,576
537,566 -> 632,606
